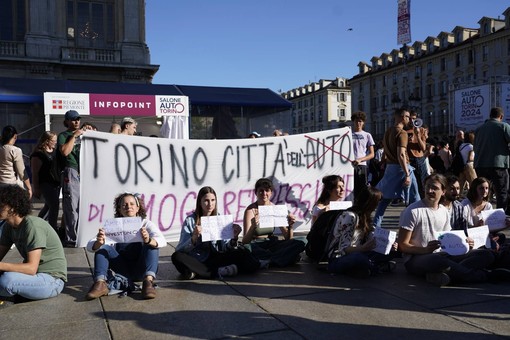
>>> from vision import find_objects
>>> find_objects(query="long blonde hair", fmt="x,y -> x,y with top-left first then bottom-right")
33,131 -> 57,153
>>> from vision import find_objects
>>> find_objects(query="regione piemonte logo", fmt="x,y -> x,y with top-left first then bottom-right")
52,100 -> 63,109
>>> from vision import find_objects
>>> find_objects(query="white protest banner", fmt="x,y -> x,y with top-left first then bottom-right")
329,200 -> 352,211
454,85 -> 490,131
76,128 -> 354,247
467,225 -> 491,249
438,230 -> 469,256
373,228 -> 397,255
201,215 -> 235,242
103,217 -> 143,244
479,208 -> 507,232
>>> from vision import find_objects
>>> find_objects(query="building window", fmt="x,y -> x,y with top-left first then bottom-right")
427,62 -> 433,75
310,97 -> 314,106
310,111 -> 314,120
339,93 -> 346,101
359,82 -> 363,92
482,45 -> 488,62
455,53 -> 461,67
0,0 -> 26,41
298,101 -> 302,109
415,66 -> 421,78
66,0 -> 115,48
440,58 -> 446,72
440,81 -> 447,97
382,95 -> 388,110
318,110 -> 323,122
427,84 -> 434,100
304,112 -> 308,122
468,49 -> 474,64
382,75 -> 387,87
318,94 -> 322,103
393,72 -> 397,85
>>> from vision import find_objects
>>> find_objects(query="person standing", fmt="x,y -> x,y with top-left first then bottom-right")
121,117 -> 137,136
474,107 -> 510,213
373,107 -> 420,228
406,111 -> 428,196
351,111 -> 375,200
0,126 -> 32,198
57,110 -> 83,247
30,131 -> 61,235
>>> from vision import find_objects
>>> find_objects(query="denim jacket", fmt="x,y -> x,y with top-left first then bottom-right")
175,213 -> 237,262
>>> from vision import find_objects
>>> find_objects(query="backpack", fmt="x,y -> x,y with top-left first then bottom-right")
449,145 -> 468,176
105,269 -> 137,296
305,209 -> 344,262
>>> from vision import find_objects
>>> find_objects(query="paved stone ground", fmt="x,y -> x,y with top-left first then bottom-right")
1,204 -> 509,339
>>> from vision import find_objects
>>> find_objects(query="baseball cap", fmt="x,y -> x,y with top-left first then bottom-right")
64,110 -> 80,120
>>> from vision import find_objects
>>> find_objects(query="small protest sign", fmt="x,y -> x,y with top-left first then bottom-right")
103,217 -> 143,244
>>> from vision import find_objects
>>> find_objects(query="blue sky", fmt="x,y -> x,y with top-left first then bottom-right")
146,1 -> 507,93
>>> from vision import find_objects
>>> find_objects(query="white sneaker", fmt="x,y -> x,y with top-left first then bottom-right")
217,264 -> 238,278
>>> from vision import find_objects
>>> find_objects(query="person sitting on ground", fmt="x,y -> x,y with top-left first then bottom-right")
441,175 -> 466,231
327,187 -> 396,278
172,186 -> 260,280
86,193 -> 166,300
397,174 -> 500,286
0,185 -> 67,304
242,178 -> 305,267
310,175 -> 346,225
460,177 -> 509,250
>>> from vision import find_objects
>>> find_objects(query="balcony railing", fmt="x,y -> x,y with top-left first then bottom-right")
61,47 -> 121,63
0,41 -> 25,57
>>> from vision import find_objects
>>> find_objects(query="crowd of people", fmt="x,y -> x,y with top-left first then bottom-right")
0,107 -> 509,308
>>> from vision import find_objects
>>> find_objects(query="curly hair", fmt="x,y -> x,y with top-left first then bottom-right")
113,193 -> 147,218
0,184 -> 31,217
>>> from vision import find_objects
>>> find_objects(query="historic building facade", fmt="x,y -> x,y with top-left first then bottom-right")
0,0 -> 158,82
349,7 -> 510,140
281,78 -> 351,134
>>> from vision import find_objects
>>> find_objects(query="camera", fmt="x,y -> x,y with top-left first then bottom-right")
412,118 -> 423,128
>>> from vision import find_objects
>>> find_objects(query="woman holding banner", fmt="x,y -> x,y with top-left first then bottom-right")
172,186 -> 259,280
242,178 -> 305,267
327,187 -> 396,277
85,193 -> 166,300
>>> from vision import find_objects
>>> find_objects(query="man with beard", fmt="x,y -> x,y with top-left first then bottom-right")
441,175 -> 466,231
373,107 -> 420,228
397,174 -> 504,286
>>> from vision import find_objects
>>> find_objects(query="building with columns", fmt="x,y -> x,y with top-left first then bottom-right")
281,78 -> 351,134
0,0 -> 157,82
349,6 -> 510,140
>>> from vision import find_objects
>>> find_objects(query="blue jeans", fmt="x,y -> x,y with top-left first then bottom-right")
328,251 -> 393,275
94,243 -> 159,281
404,250 -> 494,283
410,156 -> 428,196
374,164 -> 420,228
0,272 -> 64,300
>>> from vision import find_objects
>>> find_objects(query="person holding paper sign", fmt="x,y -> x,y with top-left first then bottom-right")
310,175 -> 346,225
86,193 -> 166,300
172,186 -> 259,280
398,174 -> 495,286
327,187 -> 396,277
460,177 -> 510,251
242,178 -> 305,267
